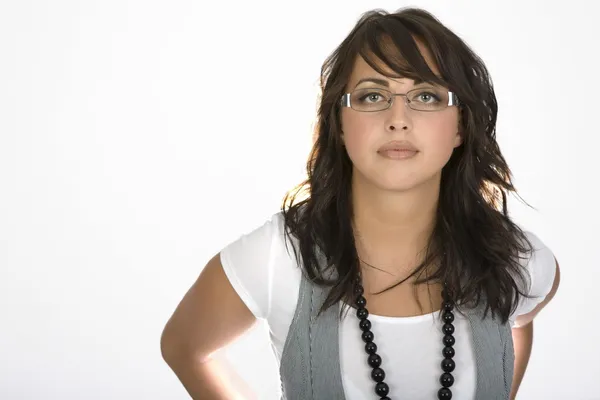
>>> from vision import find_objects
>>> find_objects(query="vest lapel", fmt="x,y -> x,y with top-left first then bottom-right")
464,304 -> 515,399
279,271 -> 346,399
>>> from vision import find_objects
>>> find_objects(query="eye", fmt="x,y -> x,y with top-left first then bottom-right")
414,91 -> 441,103
353,88 -> 391,105
358,91 -> 386,103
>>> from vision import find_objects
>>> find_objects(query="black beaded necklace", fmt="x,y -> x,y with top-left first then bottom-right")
353,275 -> 456,399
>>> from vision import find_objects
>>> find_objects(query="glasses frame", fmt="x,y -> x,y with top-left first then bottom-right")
340,87 -> 460,112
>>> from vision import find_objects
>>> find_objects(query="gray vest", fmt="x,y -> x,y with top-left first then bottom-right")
279,270 -> 515,399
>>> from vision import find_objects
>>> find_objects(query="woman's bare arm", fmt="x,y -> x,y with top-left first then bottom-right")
510,257 -> 561,399
160,253 -> 257,399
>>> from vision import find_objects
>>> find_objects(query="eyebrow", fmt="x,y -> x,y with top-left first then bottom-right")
353,76 -> 425,89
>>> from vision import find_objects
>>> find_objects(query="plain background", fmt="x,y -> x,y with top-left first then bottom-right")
1,0 -> 599,399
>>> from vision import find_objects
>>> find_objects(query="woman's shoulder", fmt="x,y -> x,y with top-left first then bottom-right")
222,211 -> 287,249
219,210 -> 301,321
509,229 -> 557,322
519,230 -> 555,284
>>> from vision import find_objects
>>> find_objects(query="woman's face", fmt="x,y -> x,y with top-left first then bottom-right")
340,43 -> 462,193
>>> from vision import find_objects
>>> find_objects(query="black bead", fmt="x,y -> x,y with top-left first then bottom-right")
442,346 -> 455,359
371,367 -> 385,382
442,323 -> 455,335
353,290 -> 461,400
356,296 -> 367,307
440,372 -> 454,388
443,334 -> 455,347
357,308 -> 369,320
441,358 -> 456,372
438,387 -> 452,399
359,319 -> 372,331
375,382 -> 389,396
368,353 -> 382,368
365,341 -> 377,354
442,311 -> 455,323
443,301 -> 454,311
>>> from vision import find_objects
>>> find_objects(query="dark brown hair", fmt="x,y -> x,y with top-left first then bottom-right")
281,7 -> 533,322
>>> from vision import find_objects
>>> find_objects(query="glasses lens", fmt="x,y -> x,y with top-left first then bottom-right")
406,87 -> 449,111
350,88 -> 392,112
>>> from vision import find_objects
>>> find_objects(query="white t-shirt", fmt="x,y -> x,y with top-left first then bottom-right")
220,212 -> 556,400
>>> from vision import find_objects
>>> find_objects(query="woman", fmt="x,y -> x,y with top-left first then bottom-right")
161,7 -> 560,400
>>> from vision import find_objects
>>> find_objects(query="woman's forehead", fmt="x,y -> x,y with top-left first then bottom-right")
347,52 -> 441,89
346,35 -> 442,88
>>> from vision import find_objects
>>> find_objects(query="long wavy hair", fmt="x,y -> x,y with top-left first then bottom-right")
281,7 -> 534,322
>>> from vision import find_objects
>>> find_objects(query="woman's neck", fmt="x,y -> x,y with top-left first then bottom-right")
350,174 -> 440,274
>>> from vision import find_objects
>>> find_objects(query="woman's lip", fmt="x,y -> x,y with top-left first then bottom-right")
377,149 -> 419,159
378,140 -> 418,152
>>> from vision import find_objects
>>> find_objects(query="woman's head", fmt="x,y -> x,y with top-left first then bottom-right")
340,43 -> 462,192
314,7 -> 508,201
282,8 -> 532,322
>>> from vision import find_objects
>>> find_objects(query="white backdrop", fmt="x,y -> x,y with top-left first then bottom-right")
1,0 -> 598,399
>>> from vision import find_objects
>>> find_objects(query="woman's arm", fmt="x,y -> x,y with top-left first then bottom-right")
509,257 -> 561,399
161,253 -> 258,400
510,321 -> 534,399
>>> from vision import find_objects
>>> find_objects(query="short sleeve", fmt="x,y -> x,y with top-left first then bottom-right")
511,231 -> 557,324
219,214 -> 279,320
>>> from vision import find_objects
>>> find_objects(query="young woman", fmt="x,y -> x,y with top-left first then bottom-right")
161,7 -> 560,400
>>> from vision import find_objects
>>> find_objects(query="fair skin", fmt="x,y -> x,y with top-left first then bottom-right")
509,258 -> 560,398
340,46 -> 461,316
340,44 -> 560,398
161,253 -> 257,400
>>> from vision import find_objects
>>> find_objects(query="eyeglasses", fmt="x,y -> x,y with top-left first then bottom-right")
340,87 -> 459,112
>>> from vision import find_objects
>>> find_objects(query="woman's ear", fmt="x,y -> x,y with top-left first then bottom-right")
454,114 -> 464,147
454,131 -> 463,148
